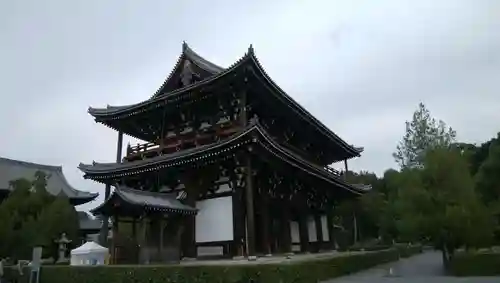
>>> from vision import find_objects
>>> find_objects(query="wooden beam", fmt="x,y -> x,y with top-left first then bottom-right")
244,156 -> 256,260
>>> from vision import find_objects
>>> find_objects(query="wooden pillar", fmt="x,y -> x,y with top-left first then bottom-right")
314,214 -> 324,252
298,213 -> 309,253
260,188 -> 271,255
280,202 -> 292,254
231,176 -> 245,258
182,195 -> 197,258
343,159 -> 348,179
111,215 -> 119,264
244,156 -> 256,260
116,131 -> 124,162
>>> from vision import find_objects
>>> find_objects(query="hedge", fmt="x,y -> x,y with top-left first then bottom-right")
449,251 -> 500,276
4,246 -> 422,283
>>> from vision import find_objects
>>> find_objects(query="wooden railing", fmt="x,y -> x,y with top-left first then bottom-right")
125,124 -> 241,161
324,165 -> 342,177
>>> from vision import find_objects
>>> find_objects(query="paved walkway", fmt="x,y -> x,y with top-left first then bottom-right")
323,251 -> 500,283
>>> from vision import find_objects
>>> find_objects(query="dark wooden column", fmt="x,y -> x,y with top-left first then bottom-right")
280,201 -> 292,254
244,156 -> 256,260
182,190 -> 197,259
344,159 -> 348,179
260,187 -> 271,255
231,174 -> 245,258
298,212 -> 310,253
99,131 -> 123,246
111,215 -> 119,264
314,214 -> 324,252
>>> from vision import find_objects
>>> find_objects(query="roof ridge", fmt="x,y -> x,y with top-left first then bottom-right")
0,156 -> 62,171
149,42 -> 225,99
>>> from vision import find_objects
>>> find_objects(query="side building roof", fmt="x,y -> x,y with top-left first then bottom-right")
0,157 -> 98,206
90,186 -> 197,217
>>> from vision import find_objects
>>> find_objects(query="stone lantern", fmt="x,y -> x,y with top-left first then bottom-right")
54,233 -> 72,262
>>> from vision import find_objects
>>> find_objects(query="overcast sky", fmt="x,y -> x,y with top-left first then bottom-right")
1,0 -> 499,211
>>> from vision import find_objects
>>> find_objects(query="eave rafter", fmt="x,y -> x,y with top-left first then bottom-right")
79,122 -> 369,196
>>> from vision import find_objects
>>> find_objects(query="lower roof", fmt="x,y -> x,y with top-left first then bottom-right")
79,121 -> 370,196
0,157 -> 98,205
91,186 -> 197,216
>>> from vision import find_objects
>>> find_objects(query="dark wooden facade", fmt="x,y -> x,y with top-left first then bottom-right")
80,43 -> 368,262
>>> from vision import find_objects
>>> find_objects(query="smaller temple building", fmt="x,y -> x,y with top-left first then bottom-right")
0,157 -> 100,239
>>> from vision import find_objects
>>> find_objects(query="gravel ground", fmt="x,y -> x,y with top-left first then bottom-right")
323,251 -> 500,283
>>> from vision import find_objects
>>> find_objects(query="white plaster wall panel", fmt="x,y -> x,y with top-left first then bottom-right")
321,215 -> 329,241
308,216 -> 317,242
195,196 -> 233,243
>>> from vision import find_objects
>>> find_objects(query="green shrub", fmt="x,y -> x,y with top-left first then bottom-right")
7,247 -> 421,283
449,251 -> 500,276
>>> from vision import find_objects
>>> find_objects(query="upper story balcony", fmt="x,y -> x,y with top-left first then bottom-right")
124,119 -> 240,162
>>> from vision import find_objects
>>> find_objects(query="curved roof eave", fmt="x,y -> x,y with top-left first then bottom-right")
90,185 -> 197,216
0,157 -> 99,200
245,49 -> 362,157
79,122 -> 365,195
87,51 -> 251,119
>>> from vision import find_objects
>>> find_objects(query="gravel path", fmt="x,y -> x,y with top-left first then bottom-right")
323,251 -> 500,283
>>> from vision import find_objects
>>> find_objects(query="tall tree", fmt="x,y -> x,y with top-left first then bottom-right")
393,102 -> 457,169
475,134 -> 500,204
394,147 -> 493,267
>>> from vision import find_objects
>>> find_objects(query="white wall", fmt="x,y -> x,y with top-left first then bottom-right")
307,216 -> 317,242
321,215 -> 329,241
195,196 -> 233,243
290,221 -> 300,243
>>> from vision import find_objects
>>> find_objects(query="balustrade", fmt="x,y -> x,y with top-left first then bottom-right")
125,122 -> 241,161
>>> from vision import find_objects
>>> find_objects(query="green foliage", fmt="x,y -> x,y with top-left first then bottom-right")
12,248 -> 421,283
449,251 -> 500,276
393,102 -> 456,169
392,147 -> 494,265
475,134 -> 500,204
0,171 -> 79,260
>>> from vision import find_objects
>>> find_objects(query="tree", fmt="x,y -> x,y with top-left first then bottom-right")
474,134 -> 500,204
394,147 -> 493,267
393,102 -> 456,169
0,171 -> 79,260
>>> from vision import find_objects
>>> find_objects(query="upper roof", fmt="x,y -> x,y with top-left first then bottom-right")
151,42 -> 225,97
87,43 -> 363,160
79,121 -> 370,196
0,157 -> 98,205
90,186 -> 197,216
